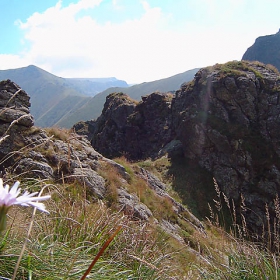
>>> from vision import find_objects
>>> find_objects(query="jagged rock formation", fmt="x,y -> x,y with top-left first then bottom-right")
0,78 -> 205,240
0,79 -> 106,197
0,80 -> 34,131
242,29 -> 280,71
74,92 -> 174,159
75,61 -> 280,235
0,80 -> 34,167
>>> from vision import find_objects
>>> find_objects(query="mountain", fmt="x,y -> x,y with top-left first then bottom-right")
242,29 -> 280,71
74,60 -> 280,236
1,68 -> 280,278
0,65 -> 128,127
65,77 -> 128,96
56,68 -> 199,127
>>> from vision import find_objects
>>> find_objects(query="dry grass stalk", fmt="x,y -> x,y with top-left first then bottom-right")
80,225 -> 123,280
265,203 -> 272,251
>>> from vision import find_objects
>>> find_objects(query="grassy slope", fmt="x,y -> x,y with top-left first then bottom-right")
1,154 -> 279,279
0,65 -> 87,125
0,66 -> 128,128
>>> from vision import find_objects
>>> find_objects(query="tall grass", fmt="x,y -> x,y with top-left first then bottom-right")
201,178 -> 280,279
0,179 -> 181,279
1,111 -> 280,278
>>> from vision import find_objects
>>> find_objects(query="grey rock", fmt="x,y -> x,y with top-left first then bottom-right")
118,188 -> 153,220
137,167 -> 167,194
158,140 -> 184,158
73,167 -> 106,199
14,158 -> 53,179
76,61 -> 280,235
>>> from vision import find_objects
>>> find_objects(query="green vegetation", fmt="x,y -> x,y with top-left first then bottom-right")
56,68 -> 199,128
206,60 -> 265,79
2,108 -> 280,279
1,156 -> 280,279
0,178 -> 180,279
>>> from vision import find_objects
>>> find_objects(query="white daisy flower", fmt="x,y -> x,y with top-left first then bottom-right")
0,178 -> 51,231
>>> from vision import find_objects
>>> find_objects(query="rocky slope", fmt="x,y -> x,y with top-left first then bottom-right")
0,79 -> 203,242
74,61 -> 280,236
242,29 -> 280,71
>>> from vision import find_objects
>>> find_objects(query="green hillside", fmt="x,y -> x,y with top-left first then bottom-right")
0,65 -> 199,128
0,65 -> 128,127
57,68 -> 200,127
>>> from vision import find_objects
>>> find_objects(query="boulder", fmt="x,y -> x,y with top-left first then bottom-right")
0,80 -> 34,133
117,188 -> 153,220
73,167 -> 106,199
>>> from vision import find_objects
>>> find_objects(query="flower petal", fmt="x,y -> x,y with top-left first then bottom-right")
16,194 -> 51,204
26,201 -> 50,213
10,181 -> 21,197
0,180 -> 50,213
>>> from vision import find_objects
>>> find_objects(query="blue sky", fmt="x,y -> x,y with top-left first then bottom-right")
1,0 -> 280,84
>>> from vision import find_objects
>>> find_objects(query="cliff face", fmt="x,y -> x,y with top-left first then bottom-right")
173,61 -> 280,234
74,92 -> 175,159
242,30 -> 280,71
0,79 -> 204,234
75,61 -> 280,234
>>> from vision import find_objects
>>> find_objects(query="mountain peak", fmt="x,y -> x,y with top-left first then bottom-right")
242,30 -> 280,71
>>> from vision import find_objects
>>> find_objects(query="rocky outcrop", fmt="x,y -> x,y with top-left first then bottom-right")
0,80 -> 34,169
242,29 -> 280,72
74,92 -> 174,159
0,80 -> 105,198
0,79 -> 34,128
75,61 -> 280,236
173,61 -> 280,235
0,79 -> 203,238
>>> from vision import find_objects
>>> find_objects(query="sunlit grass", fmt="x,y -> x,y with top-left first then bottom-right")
0,179 -> 185,279
0,132 -> 280,279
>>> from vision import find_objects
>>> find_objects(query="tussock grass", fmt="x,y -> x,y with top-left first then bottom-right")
0,179 -> 184,279
1,168 -> 280,279
200,179 -> 280,279
1,116 -> 280,279
45,127 -> 72,142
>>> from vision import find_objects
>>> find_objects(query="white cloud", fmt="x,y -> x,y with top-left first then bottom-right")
1,0 -> 280,83
15,0 -> 181,83
0,54 -> 30,70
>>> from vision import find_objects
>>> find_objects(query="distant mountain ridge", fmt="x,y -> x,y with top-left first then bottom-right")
56,68 -> 200,127
62,77 -> 128,96
242,29 -> 280,71
0,65 -> 128,127
0,65 -> 199,128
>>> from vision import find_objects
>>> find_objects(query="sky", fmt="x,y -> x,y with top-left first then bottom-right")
0,0 -> 280,84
